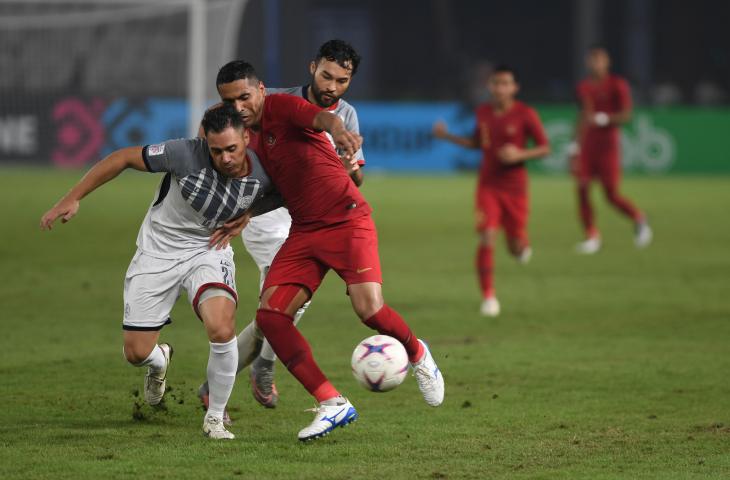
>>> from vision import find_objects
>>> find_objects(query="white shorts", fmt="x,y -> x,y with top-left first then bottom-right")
122,248 -> 237,331
243,207 -> 291,290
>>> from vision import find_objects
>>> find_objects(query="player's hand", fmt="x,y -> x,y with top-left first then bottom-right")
40,198 -> 80,230
432,121 -> 448,139
497,144 -> 524,164
331,128 -> 362,160
209,212 -> 252,250
341,154 -> 360,173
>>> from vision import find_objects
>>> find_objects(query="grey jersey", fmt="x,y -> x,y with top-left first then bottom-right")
266,85 -> 365,164
137,138 -> 276,259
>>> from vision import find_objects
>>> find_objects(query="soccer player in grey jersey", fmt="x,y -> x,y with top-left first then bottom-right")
198,40 -> 364,413
40,104 -> 281,439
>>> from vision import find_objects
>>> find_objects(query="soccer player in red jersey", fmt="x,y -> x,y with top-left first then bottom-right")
570,46 -> 652,254
215,62 -> 444,441
433,65 -> 550,317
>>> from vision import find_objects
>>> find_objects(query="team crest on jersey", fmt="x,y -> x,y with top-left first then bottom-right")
148,144 -> 165,156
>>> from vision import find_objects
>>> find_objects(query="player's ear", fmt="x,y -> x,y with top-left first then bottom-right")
242,128 -> 250,146
309,61 -> 317,76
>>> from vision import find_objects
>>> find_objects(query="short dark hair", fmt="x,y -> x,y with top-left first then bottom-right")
315,39 -> 361,76
201,103 -> 244,135
492,64 -> 519,83
216,60 -> 259,87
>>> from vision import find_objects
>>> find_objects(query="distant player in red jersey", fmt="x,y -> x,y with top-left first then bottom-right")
214,61 -> 444,441
433,65 -> 550,317
570,46 -> 652,254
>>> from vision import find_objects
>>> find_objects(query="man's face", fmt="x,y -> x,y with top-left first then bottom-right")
488,71 -> 519,103
217,78 -> 266,127
586,49 -> 610,77
309,58 -> 353,107
206,126 -> 249,177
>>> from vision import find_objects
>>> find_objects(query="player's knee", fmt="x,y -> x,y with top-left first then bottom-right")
478,230 -> 495,247
208,322 -> 235,343
351,292 -> 384,320
123,342 -> 153,365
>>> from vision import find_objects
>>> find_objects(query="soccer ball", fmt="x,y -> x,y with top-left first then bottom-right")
351,335 -> 409,392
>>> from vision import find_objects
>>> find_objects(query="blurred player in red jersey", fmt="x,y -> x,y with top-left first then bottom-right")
211,62 -> 444,442
433,65 -> 550,317
570,46 -> 652,254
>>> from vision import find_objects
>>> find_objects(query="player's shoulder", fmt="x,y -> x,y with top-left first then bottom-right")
515,101 -> 539,116
265,85 -> 305,97
475,102 -> 493,117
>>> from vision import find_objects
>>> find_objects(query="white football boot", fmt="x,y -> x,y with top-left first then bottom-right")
634,221 -> 653,248
144,343 -> 173,406
480,297 -> 501,317
203,413 -> 235,440
575,236 -> 601,255
298,397 -> 358,441
411,340 -> 444,407
517,246 -> 533,265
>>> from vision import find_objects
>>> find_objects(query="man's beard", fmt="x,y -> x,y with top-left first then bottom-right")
311,82 -> 338,107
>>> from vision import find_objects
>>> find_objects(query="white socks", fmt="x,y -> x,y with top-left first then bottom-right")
136,344 -> 166,374
259,301 -> 308,362
206,337 -> 238,420
235,320 -> 264,373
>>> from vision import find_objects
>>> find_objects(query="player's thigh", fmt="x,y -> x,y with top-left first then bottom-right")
500,191 -> 529,246
197,294 -> 237,342
260,284 -> 311,317
181,249 -> 238,321
262,232 -> 328,299
475,187 -> 502,234
123,251 -> 180,333
321,216 -> 383,287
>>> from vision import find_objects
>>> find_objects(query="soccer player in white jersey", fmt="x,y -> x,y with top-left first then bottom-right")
197,40 -> 365,414
40,104 -> 281,439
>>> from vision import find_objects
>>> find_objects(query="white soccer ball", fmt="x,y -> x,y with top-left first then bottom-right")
351,335 -> 409,392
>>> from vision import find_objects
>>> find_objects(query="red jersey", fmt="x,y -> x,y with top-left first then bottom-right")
473,101 -> 548,194
257,93 -> 371,231
577,74 -> 631,147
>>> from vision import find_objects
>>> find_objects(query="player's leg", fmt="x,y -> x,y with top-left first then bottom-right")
475,187 -> 501,316
122,252 -> 177,406
184,250 -> 239,439
257,283 -> 358,441
330,215 -> 444,406
502,190 -> 532,264
574,151 -> 601,253
599,161 -> 652,248
197,292 -> 238,440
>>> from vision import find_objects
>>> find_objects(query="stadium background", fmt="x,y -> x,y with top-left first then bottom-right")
2,1 -> 730,479
1,0 -> 729,173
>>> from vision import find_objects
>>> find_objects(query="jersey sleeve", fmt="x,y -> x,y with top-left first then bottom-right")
267,94 -> 320,130
616,78 -> 632,111
342,106 -> 365,165
525,108 -> 549,147
142,138 -> 202,175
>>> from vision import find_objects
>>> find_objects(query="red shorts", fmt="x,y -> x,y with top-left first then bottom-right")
475,186 -> 529,241
262,215 -> 383,296
576,145 -> 621,187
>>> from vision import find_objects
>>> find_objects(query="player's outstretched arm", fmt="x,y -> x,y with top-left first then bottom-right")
312,111 -> 363,171
432,121 -> 479,149
40,146 -> 147,230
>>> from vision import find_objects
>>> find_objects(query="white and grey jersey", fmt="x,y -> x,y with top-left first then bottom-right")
137,138 -> 278,260
266,85 -> 365,164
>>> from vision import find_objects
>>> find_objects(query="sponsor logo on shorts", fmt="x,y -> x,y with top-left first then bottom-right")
356,267 -> 373,274
148,144 -> 165,156
124,303 -> 131,318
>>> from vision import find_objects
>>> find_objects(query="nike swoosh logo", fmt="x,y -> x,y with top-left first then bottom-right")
356,267 -> 372,274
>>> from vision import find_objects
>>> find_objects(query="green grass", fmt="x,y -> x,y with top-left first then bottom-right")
1,170 -> 729,479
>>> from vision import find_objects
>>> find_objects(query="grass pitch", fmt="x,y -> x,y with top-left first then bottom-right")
1,170 -> 729,479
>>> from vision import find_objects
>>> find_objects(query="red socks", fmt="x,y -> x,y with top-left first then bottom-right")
476,245 -> 495,299
364,304 -> 424,363
255,308 -> 339,403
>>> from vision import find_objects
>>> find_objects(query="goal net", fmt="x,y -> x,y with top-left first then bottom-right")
0,0 -> 247,167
